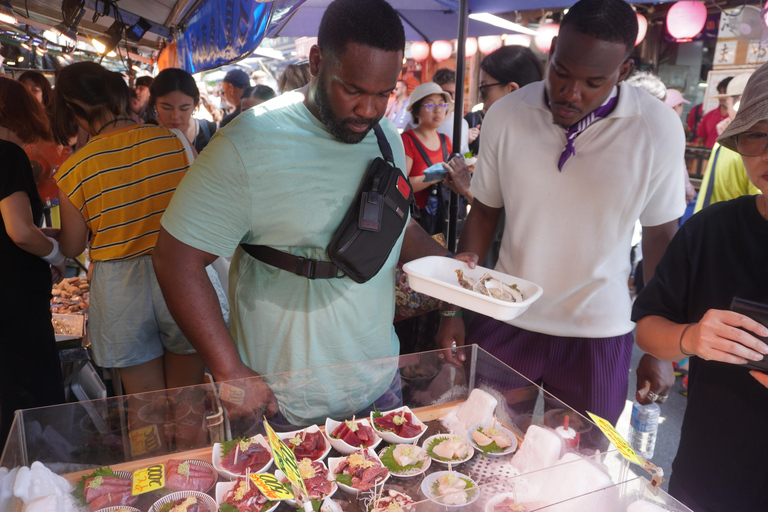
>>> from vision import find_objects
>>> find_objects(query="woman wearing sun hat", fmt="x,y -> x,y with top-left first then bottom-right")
631,62 -> 768,512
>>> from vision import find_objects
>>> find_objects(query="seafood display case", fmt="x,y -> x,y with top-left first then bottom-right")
0,346 -> 691,512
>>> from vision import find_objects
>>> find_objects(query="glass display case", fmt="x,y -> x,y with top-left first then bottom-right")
0,346 -> 690,511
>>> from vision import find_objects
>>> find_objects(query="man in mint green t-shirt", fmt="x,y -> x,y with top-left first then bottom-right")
153,0 -> 475,425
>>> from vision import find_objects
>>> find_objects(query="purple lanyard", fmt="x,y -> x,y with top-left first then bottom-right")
556,88 -> 618,171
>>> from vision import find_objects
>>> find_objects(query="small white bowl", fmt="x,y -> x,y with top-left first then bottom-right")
212,434 -> 273,480
150,491 -> 217,512
422,434 -> 474,465
275,424 -> 331,461
467,424 -> 518,456
215,480 -> 279,512
369,406 -> 427,444
420,471 -> 479,508
327,448 -> 390,496
325,417 -> 382,455
275,461 -> 337,504
378,444 -> 431,478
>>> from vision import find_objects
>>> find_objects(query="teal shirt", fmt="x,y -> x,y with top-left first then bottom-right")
162,92 -> 407,424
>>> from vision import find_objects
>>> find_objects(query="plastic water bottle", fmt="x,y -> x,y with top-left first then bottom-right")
629,400 -> 660,460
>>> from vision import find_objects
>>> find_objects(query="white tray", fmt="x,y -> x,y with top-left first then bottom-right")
402,256 -> 542,322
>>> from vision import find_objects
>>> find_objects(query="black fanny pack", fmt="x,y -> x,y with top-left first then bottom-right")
240,124 -> 413,283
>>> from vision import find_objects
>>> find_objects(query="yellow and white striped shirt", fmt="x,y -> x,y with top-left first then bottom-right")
57,125 -> 189,261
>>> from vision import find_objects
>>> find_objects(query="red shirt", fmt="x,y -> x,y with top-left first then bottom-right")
696,106 -> 729,148
401,129 -> 450,209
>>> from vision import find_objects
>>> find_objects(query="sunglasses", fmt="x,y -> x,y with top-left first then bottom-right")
734,131 -> 768,156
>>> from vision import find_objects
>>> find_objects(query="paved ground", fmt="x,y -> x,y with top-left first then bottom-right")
615,341 -> 688,491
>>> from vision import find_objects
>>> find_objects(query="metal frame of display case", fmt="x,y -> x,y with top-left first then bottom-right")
0,346 -> 691,511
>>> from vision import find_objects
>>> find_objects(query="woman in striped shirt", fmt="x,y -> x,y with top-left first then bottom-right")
52,62 -> 227,395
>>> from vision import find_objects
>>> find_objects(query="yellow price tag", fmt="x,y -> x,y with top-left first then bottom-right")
587,411 -> 644,466
249,473 -> 294,501
132,464 -> 165,495
263,419 -> 307,497
128,425 -> 161,457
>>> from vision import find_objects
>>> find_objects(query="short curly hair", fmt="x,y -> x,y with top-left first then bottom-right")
318,0 -> 405,58
561,0 -> 638,56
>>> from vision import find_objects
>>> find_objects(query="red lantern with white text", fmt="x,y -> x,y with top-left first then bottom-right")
666,1 -> 707,42
478,35 -> 502,55
431,40 -> 452,62
535,23 -> 559,53
635,13 -> 648,46
410,41 -> 430,62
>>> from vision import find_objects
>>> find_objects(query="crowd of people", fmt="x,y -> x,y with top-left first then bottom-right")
1,0 -> 767,509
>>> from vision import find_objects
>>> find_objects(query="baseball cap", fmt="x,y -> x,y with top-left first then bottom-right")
406,82 -> 454,113
664,89 -> 690,108
717,63 -> 768,152
712,72 -> 752,98
223,69 -> 250,89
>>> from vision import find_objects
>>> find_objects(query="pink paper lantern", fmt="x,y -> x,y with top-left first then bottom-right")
635,13 -> 648,46
431,40 -> 453,62
534,23 -> 560,54
666,1 -> 707,42
764,1 -> 768,28
410,41 -> 430,62
478,35 -> 502,55
464,37 -> 478,57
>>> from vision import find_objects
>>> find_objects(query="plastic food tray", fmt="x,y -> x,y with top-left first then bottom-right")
402,256 -> 543,322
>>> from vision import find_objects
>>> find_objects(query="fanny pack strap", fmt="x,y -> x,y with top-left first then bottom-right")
241,124 -> 393,280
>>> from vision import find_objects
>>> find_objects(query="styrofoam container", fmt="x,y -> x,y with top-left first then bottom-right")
402,256 -> 543,322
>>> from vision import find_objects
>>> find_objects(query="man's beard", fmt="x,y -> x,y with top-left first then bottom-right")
314,84 -> 378,144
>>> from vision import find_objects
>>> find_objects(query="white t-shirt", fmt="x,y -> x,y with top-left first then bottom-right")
471,81 -> 686,337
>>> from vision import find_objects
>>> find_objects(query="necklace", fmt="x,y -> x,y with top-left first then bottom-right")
96,117 -> 135,136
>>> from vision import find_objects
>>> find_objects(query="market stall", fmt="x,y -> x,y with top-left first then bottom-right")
0,346 -> 690,512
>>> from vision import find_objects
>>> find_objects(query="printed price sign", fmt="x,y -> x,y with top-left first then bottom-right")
264,419 -> 307,497
587,411 -> 644,466
249,473 -> 294,500
219,382 -> 245,406
132,464 -> 165,495
128,425 -> 161,457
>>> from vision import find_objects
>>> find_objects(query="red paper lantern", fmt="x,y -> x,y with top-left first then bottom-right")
478,35 -> 502,55
431,40 -> 453,62
534,23 -> 559,54
635,13 -> 648,46
666,1 -> 707,42
410,41 -> 430,62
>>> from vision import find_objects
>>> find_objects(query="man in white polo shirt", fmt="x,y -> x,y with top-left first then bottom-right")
438,0 -> 685,438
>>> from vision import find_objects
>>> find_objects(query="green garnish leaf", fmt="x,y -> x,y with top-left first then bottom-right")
219,504 -> 239,512
379,444 -> 424,474
335,474 -> 353,486
72,467 -> 118,507
158,502 -> 175,512
371,404 -> 382,419
308,499 -> 322,512
431,477 -> 476,501
261,501 -> 277,512
220,437 -> 251,458
464,151 -> 474,159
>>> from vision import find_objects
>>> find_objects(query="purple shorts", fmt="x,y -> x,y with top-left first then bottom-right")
468,315 -> 634,426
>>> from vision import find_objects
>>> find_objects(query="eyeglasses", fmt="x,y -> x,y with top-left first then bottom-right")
423,103 -> 449,113
478,82 -> 503,100
734,131 -> 768,156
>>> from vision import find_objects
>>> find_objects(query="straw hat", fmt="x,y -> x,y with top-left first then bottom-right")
406,82 -> 454,113
717,63 -> 768,153
712,72 -> 752,98
664,89 -> 690,108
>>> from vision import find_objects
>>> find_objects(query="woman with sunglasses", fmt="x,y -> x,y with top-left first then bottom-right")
632,63 -> 768,512
401,82 -> 453,235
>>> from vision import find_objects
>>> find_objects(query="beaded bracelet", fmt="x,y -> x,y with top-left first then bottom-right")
679,323 -> 697,357
440,310 -> 463,317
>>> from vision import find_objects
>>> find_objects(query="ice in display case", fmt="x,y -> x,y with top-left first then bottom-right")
0,346 -> 691,511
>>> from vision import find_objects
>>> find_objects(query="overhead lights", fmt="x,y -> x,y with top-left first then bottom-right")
52,0 -> 86,45
0,0 -> 17,24
92,21 -> 123,54
469,13 -> 537,36
35,39 -> 48,55
17,55 -> 23,62
20,37 -> 31,50
107,50 -> 116,57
